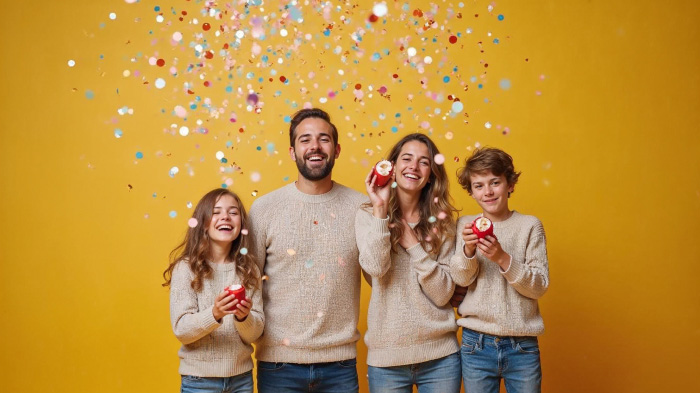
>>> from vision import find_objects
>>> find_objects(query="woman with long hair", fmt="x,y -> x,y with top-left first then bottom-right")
355,133 -> 461,393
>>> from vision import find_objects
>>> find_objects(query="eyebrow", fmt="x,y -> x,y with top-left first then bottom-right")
472,177 -> 500,184
297,132 -> 332,140
401,152 -> 430,161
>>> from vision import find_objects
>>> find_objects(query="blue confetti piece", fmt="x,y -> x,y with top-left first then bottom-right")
135,151 -> 143,159
85,90 -> 94,99
169,210 -> 177,218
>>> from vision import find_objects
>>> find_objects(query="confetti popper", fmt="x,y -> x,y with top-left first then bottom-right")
371,160 -> 393,187
472,216 -> 494,239
225,284 -> 246,308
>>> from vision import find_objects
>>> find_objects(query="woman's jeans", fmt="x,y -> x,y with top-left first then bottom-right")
461,328 -> 542,393
367,352 -> 461,393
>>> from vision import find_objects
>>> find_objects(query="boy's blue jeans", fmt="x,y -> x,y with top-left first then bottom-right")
367,351 -> 461,393
180,370 -> 253,393
461,328 -> 542,393
257,359 -> 359,393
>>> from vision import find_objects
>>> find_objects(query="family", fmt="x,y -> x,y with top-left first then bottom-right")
163,108 -> 550,393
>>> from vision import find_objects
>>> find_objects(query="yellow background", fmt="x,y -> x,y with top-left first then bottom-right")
1,1 -> 699,392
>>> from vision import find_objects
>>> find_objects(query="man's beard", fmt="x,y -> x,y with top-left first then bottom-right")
295,152 -> 335,181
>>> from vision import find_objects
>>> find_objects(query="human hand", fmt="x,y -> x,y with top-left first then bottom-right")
399,218 -> 419,249
212,290 -> 237,321
477,235 -> 511,270
365,169 -> 391,218
462,221 -> 479,258
450,285 -> 467,308
232,296 -> 253,322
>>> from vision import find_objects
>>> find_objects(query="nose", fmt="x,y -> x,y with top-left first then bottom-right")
485,185 -> 494,195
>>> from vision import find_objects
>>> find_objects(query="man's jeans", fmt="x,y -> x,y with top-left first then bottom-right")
257,359 -> 359,393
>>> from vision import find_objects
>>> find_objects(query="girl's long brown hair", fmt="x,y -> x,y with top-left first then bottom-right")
382,133 -> 458,258
162,188 -> 260,292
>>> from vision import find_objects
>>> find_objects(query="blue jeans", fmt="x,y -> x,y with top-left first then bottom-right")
257,359 -> 359,393
181,370 -> 253,393
461,328 -> 542,393
367,352 -> 461,393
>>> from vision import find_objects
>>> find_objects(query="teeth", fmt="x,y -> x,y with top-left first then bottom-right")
308,156 -> 323,161
217,225 -> 232,230
404,173 -> 419,180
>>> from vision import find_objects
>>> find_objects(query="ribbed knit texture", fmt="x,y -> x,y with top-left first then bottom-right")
248,182 -> 367,363
169,260 -> 264,377
450,211 -> 549,336
355,208 -> 459,367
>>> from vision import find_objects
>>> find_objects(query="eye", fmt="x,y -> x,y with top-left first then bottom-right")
420,160 -> 430,166
321,137 -> 330,142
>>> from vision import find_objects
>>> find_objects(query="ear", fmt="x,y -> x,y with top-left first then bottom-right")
508,183 -> 515,197
334,144 -> 341,159
289,146 -> 296,161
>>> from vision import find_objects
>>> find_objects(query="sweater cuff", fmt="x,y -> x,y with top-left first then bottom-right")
234,313 -> 255,331
501,256 -> 526,283
406,243 -> 429,261
369,214 -> 391,234
205,305 -> 223,327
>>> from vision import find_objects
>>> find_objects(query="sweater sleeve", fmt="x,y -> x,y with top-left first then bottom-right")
248,200 -> 268,274
170,262 -> 221,345
406,237 -> 456,307
501,220 -> 549,299
449,219 -> 480,287
234,283 -> 264,344
355,208 -> 392,279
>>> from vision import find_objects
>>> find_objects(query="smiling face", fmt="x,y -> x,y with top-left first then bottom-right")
289,117 -> 340,181
469,171 -> 514,221
394,140 -> 432,194
206,194 -> 241,247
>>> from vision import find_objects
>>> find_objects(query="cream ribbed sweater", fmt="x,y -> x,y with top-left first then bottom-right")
169,260 -> 264,377
248,182 -> 367,363
355,208 -> 459,367
450,211 -> 549,336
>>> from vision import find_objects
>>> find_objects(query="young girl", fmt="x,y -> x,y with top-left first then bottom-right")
450,148 -> 549,393
162,188 -> 263,393
355,133 -> 461,393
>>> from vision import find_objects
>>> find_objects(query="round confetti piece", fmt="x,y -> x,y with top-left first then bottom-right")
215,151 -> 225,160
172,32 -> 183,41
174,105 -> 187,118
287,249 -> 296,256
485,122 -> 492,129
407,47 -> 417,57
169,166 -> 179,176
250,172 -> 261,182
187,218 -> 198,228
434,154 -> 445,165
109,13 -> 117,20
68,60 -> 75,67
391,182 -> 398,189
240,248 -> 248,255
282,338 -> 290,346
499,79 -> 512,90
135,151 -> 143,159
179,126 -> 189,136
187,202 -> 193,208
424,56 -> 433,64
85,90 -> 94,99
114,129 -> 123,138
372,3 -> 388,17
155,78 -> 166,89
438,211 -> 448,220
169,211 -> 177,218
449,35 -> 458,44
428,216 -> 437,223
202,23 -> 211,31
241,229 -> 249,235
451,101 -> 464,113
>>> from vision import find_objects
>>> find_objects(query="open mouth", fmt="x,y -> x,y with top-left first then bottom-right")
403,173 -> 420,180
216,224 -> 233,232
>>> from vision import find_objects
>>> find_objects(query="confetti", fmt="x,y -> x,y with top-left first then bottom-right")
188,218 -> 198,228
434,154 -> 445,165
287,249 -> 296,256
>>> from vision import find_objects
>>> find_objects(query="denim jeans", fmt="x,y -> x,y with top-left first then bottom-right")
367,352 -> 461,393
257,359 -> 359,393
181,370 -> 253,393
461,328 -> 542,393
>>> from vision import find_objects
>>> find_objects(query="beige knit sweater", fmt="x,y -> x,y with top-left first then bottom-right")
355,208 -> 459,367
450,211 -> 549,337
169,260 -> 264,377
248,182 -> 367,363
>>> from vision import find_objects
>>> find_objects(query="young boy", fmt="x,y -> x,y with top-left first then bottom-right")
450,147 -> 549,393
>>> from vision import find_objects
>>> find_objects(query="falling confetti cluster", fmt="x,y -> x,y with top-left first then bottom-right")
72,1 -> 546,220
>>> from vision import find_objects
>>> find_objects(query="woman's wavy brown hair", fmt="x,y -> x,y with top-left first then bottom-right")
382,133 -> 458,258
162,188 -> 260,292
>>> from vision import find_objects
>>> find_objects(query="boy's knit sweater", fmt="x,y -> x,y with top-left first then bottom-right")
450,211 -> 549,337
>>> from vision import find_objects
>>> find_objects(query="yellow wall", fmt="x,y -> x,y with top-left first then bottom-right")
1,1 -> 698,392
